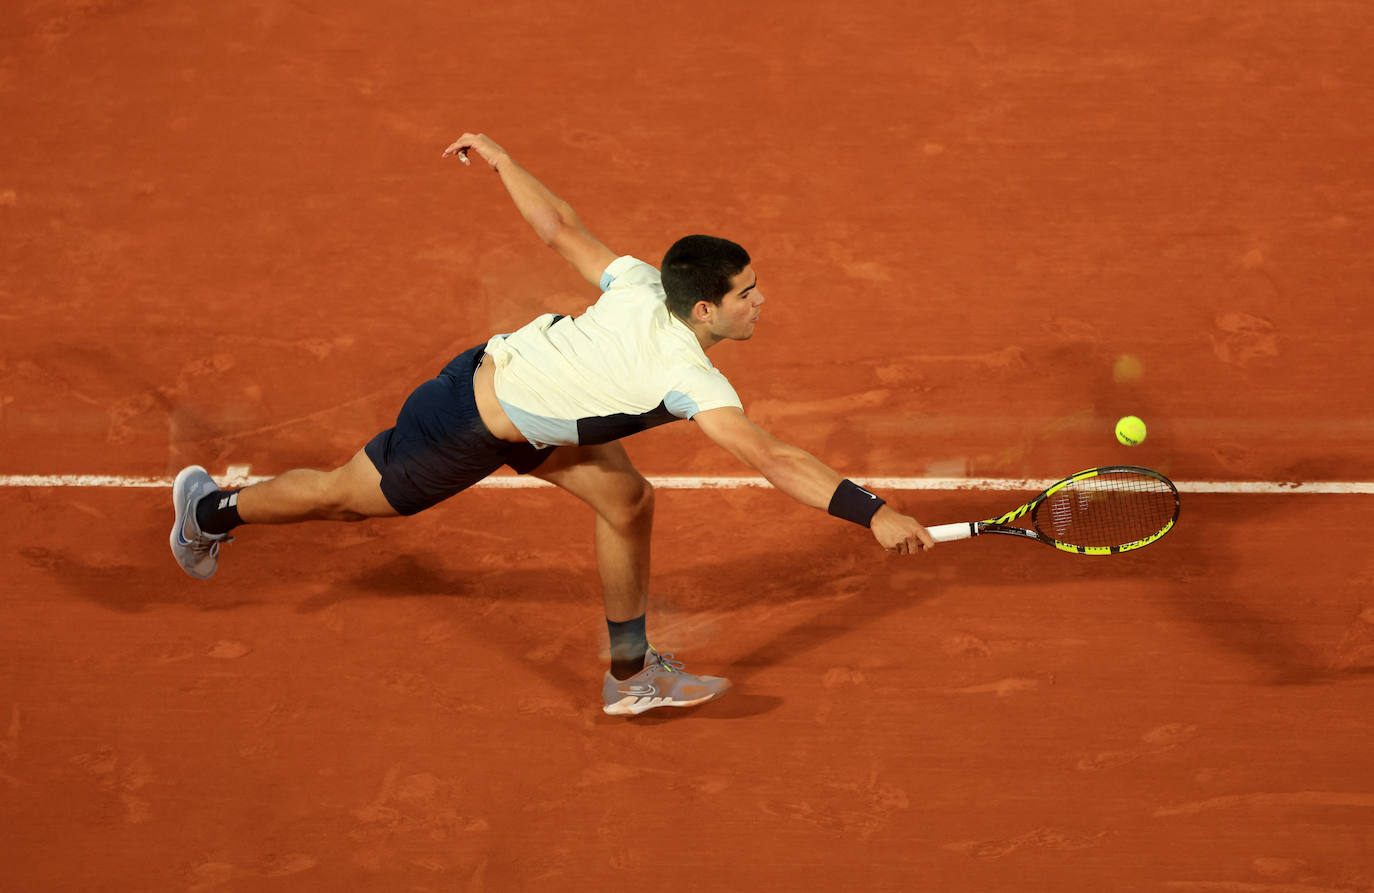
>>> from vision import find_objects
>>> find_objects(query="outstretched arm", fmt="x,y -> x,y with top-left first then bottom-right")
693,407 -> 934,555
442,133 -> 617,289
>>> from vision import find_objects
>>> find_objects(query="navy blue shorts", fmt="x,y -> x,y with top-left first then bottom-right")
364,345 -> 555,516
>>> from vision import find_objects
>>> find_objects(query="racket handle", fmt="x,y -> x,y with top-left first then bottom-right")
927,522 -> 976,543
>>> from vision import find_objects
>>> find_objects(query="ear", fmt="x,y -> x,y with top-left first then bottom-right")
692,300 -> 715,323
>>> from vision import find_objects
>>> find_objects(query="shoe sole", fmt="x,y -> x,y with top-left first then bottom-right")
170,465 -> 216,580
603,683 -> 732,716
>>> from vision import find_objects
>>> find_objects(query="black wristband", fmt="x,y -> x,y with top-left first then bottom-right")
828,479 -> 886,527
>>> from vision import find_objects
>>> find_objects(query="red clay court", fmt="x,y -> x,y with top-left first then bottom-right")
2,1 -> 1373,890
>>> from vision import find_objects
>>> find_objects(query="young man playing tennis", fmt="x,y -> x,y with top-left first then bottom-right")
170,132 -> 934,716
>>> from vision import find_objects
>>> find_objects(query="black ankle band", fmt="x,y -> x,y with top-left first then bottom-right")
196,489 -> 244,535
608,614 -> 648,679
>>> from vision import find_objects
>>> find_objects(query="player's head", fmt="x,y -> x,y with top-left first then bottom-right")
661,235 -> 751,320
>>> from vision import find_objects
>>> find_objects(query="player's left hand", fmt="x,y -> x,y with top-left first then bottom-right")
870,505 -> 934,555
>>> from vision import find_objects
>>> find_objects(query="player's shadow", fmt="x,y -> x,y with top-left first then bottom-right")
294,551 -> 794,718
22,544 -> 264,613
296,553 -> 492,611
678,549 -> 950,686
303,537 -> 931,719
65,492 -> 1364,704
302,497 -> 1373,694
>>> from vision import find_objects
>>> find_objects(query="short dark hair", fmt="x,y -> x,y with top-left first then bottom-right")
660,235 -> 750,320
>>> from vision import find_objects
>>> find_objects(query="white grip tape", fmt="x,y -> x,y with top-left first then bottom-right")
927,522 -> 976,543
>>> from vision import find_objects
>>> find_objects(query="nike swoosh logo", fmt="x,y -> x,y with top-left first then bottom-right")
622,683 -> 657,697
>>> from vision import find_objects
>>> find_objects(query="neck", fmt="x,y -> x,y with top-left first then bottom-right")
672,312 -> 719,353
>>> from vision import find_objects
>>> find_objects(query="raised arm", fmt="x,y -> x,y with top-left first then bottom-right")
692,406 -> 934,555
442,133 -> 617,289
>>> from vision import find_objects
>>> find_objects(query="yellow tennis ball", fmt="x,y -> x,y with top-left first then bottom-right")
1115,415 -> 1147,446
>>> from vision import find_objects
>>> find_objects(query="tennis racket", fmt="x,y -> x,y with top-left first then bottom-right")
926,465 -> 1180,555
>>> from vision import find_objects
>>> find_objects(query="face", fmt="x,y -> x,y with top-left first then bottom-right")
700,265 -> 765,342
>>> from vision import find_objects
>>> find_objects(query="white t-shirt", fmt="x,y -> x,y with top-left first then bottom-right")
482,255 -> 743,448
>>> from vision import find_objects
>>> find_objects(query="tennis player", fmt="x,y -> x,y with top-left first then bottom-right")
171,133 -> 934,716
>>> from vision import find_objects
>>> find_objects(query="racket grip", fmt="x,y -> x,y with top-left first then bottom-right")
927,522 -> 976,543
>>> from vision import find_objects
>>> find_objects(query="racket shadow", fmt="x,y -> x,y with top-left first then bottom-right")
931,493 -> 1367,686
1148,497 -> 1373,685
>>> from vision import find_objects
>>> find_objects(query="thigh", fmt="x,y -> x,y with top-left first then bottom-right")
532,442 -> 649,515
363,346 -> 508,516
335,447 -> 401,517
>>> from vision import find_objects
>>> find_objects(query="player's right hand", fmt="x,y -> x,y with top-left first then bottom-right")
870,505 -> 934,555
441,132 -> 508,170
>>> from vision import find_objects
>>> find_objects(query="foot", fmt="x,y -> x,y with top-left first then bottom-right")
602,646 -> 731,716
169,465 -> 232,579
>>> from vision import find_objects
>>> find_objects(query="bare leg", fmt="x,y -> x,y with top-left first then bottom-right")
533,442 -> 653,622
235,448 -> 399,523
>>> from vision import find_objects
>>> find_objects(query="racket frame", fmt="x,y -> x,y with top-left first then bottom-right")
926,465 -> 1180,555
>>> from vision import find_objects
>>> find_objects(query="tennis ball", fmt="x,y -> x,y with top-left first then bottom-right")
1115,415 -> 1147,446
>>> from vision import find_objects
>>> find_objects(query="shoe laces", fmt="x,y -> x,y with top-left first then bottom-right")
184,521 -> 233,558
200,536 -> 233,558
649,649 -> 684,673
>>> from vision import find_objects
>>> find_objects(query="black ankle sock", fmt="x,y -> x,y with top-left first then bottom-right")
196,489 -> 244,535
608,614 -> 648,680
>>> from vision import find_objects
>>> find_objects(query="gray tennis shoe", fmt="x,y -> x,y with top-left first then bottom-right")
170,465 -> 232,579
602,646 -> 731,716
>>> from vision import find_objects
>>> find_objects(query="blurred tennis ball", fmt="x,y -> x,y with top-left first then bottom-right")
1113,353 -> 1143,383
1115,415 -> 1147,446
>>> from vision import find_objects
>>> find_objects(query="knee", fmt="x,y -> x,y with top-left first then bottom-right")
603,475 -> 654,531
328,505 -> 370,523
317,488 -> 367,522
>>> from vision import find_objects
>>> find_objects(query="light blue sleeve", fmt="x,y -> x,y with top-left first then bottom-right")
599,256 -> 656,292
663,390 -> 701,419
664,368 -> 743,419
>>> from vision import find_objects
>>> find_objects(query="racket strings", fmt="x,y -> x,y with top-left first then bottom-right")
1035,472 -> 1176,548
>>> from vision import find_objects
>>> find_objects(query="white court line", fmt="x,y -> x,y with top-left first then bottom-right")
0,473 -> 1371,494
